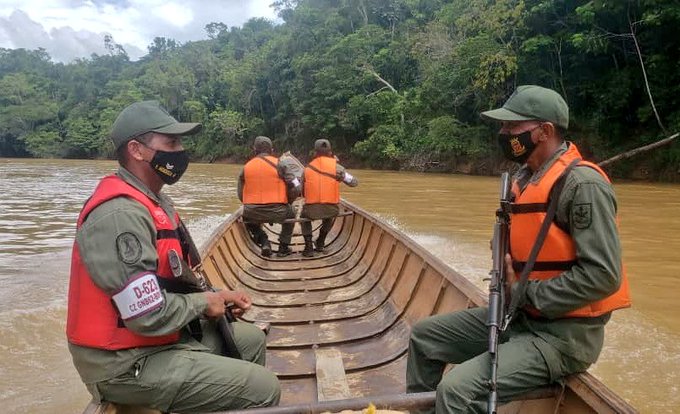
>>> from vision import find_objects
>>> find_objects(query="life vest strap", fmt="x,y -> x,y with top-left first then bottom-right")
512,260 -> 577,272
258,155 -> 279,172
510,203 -> 548,214
156,229 -> 179,240
307,163 -> 340,181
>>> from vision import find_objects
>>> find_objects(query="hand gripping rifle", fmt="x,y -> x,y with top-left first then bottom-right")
173,220 -> 242,359
486,172 -> 512,414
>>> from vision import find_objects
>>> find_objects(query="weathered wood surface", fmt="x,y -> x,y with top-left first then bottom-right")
315,348 -> 352,402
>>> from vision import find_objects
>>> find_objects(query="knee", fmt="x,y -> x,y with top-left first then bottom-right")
436,369 -> 486,413
235,322 -> 267,364
410,316 -> 434,343
436,375 -> 473,412
252,368 -> 281,407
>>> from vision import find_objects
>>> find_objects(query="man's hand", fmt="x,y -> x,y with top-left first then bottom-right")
204,290 -> 252,318
204,291 -> 228,318
223,289 -> 252,317
504,253 -> 517,289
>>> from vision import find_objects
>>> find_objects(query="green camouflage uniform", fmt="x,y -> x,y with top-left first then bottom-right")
406,142 -> 623,413
69,167 -> 280,413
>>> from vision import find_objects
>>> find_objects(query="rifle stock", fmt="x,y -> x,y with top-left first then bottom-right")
486,172 -> 512,414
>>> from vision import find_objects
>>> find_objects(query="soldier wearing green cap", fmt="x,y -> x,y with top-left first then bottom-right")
406,86 -> 630,413
237,136 -> 302,257
66,101 -> 280,413
299,139 -> 358,257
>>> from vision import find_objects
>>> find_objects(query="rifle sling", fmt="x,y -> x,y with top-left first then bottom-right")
258,155 -> 280,173
307,163 -> 340,181
506,158 -> 580,320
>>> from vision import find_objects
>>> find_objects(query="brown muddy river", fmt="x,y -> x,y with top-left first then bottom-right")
0,158 -> 678,413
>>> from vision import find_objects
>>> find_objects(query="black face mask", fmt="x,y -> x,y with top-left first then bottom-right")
497,128 -> 539,164
148,149 -> 190,185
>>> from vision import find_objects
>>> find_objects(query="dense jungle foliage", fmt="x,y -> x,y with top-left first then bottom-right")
1,0 -> 679,179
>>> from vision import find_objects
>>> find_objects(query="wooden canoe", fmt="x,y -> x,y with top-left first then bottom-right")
85,200 -> 636,414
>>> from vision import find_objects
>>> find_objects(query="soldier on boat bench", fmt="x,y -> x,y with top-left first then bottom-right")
66,101 -> 280,413
300,139 -> 358,257
238,136 -> 301,257
406,85 -> 631,413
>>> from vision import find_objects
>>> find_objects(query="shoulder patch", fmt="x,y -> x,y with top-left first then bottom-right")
116,232 -> 143,264
572,203 -> 592,230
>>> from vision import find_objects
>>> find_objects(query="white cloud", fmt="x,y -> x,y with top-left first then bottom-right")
152,3 -> 194,28
0,0 -> 279,62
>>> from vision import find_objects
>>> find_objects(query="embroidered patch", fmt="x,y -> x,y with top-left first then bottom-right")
112,273 -> 164,320
116,232 -> 142,264
572,203 -> 592,229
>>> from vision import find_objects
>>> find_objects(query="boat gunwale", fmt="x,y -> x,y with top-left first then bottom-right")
196,200 -> 637,414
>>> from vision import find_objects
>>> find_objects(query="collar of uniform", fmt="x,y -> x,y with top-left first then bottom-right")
522,141 -> 569,186
116,166 -> 161,204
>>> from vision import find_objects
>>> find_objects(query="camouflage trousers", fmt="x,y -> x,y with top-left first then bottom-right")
90,321 -> 280,413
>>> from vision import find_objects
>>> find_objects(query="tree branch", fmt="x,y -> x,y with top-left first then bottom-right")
599,133 -> 678,168
364,66 -> 398,94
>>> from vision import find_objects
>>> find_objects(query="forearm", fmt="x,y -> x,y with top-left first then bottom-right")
524,260 -> 620,318
337,164 -> 358,187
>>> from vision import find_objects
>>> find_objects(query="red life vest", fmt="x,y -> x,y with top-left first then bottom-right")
509,143 -> 631,318
304,156 -> 340,204
243,156 -> 287,204
66,175 -> 183,350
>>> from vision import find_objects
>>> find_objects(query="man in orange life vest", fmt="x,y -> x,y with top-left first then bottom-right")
66,101 -> 280,413
406,86 -> 631,413
300,139 -> 358,256
237,136 -> 301,257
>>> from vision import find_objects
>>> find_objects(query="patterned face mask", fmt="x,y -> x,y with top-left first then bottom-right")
148,149 -> 190,185
497,126 -> 540,164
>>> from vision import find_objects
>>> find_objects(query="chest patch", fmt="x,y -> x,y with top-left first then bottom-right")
572,203 -> 592,229
112,273 -> 164,320
116,232 -> 142,264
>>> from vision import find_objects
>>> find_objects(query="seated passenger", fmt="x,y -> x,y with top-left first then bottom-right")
67,101 -> 280,413
238,136 -> 301,257
300,139 -> 358,256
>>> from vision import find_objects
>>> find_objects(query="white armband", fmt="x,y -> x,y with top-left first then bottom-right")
291,177 -> 301,187
342,172 -> 354,184
112,273 -> 164,320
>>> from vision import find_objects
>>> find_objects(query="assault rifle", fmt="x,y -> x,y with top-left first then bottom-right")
174,220 -> 242,359
486,172 -> 512,414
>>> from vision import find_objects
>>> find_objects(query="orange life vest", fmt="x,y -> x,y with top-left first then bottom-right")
509,143 -> 631,318
242,155 -> 287,204
304,156 -> 340,204
66,175 -> 184,350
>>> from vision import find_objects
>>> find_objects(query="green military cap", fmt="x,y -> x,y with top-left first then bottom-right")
110,101 -> 202,150
314,139 -> 332,153
481,85 -> 569,129
253,136 -> 273,152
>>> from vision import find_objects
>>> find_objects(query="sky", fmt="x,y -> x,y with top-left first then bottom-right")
0,0 -> 279,62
